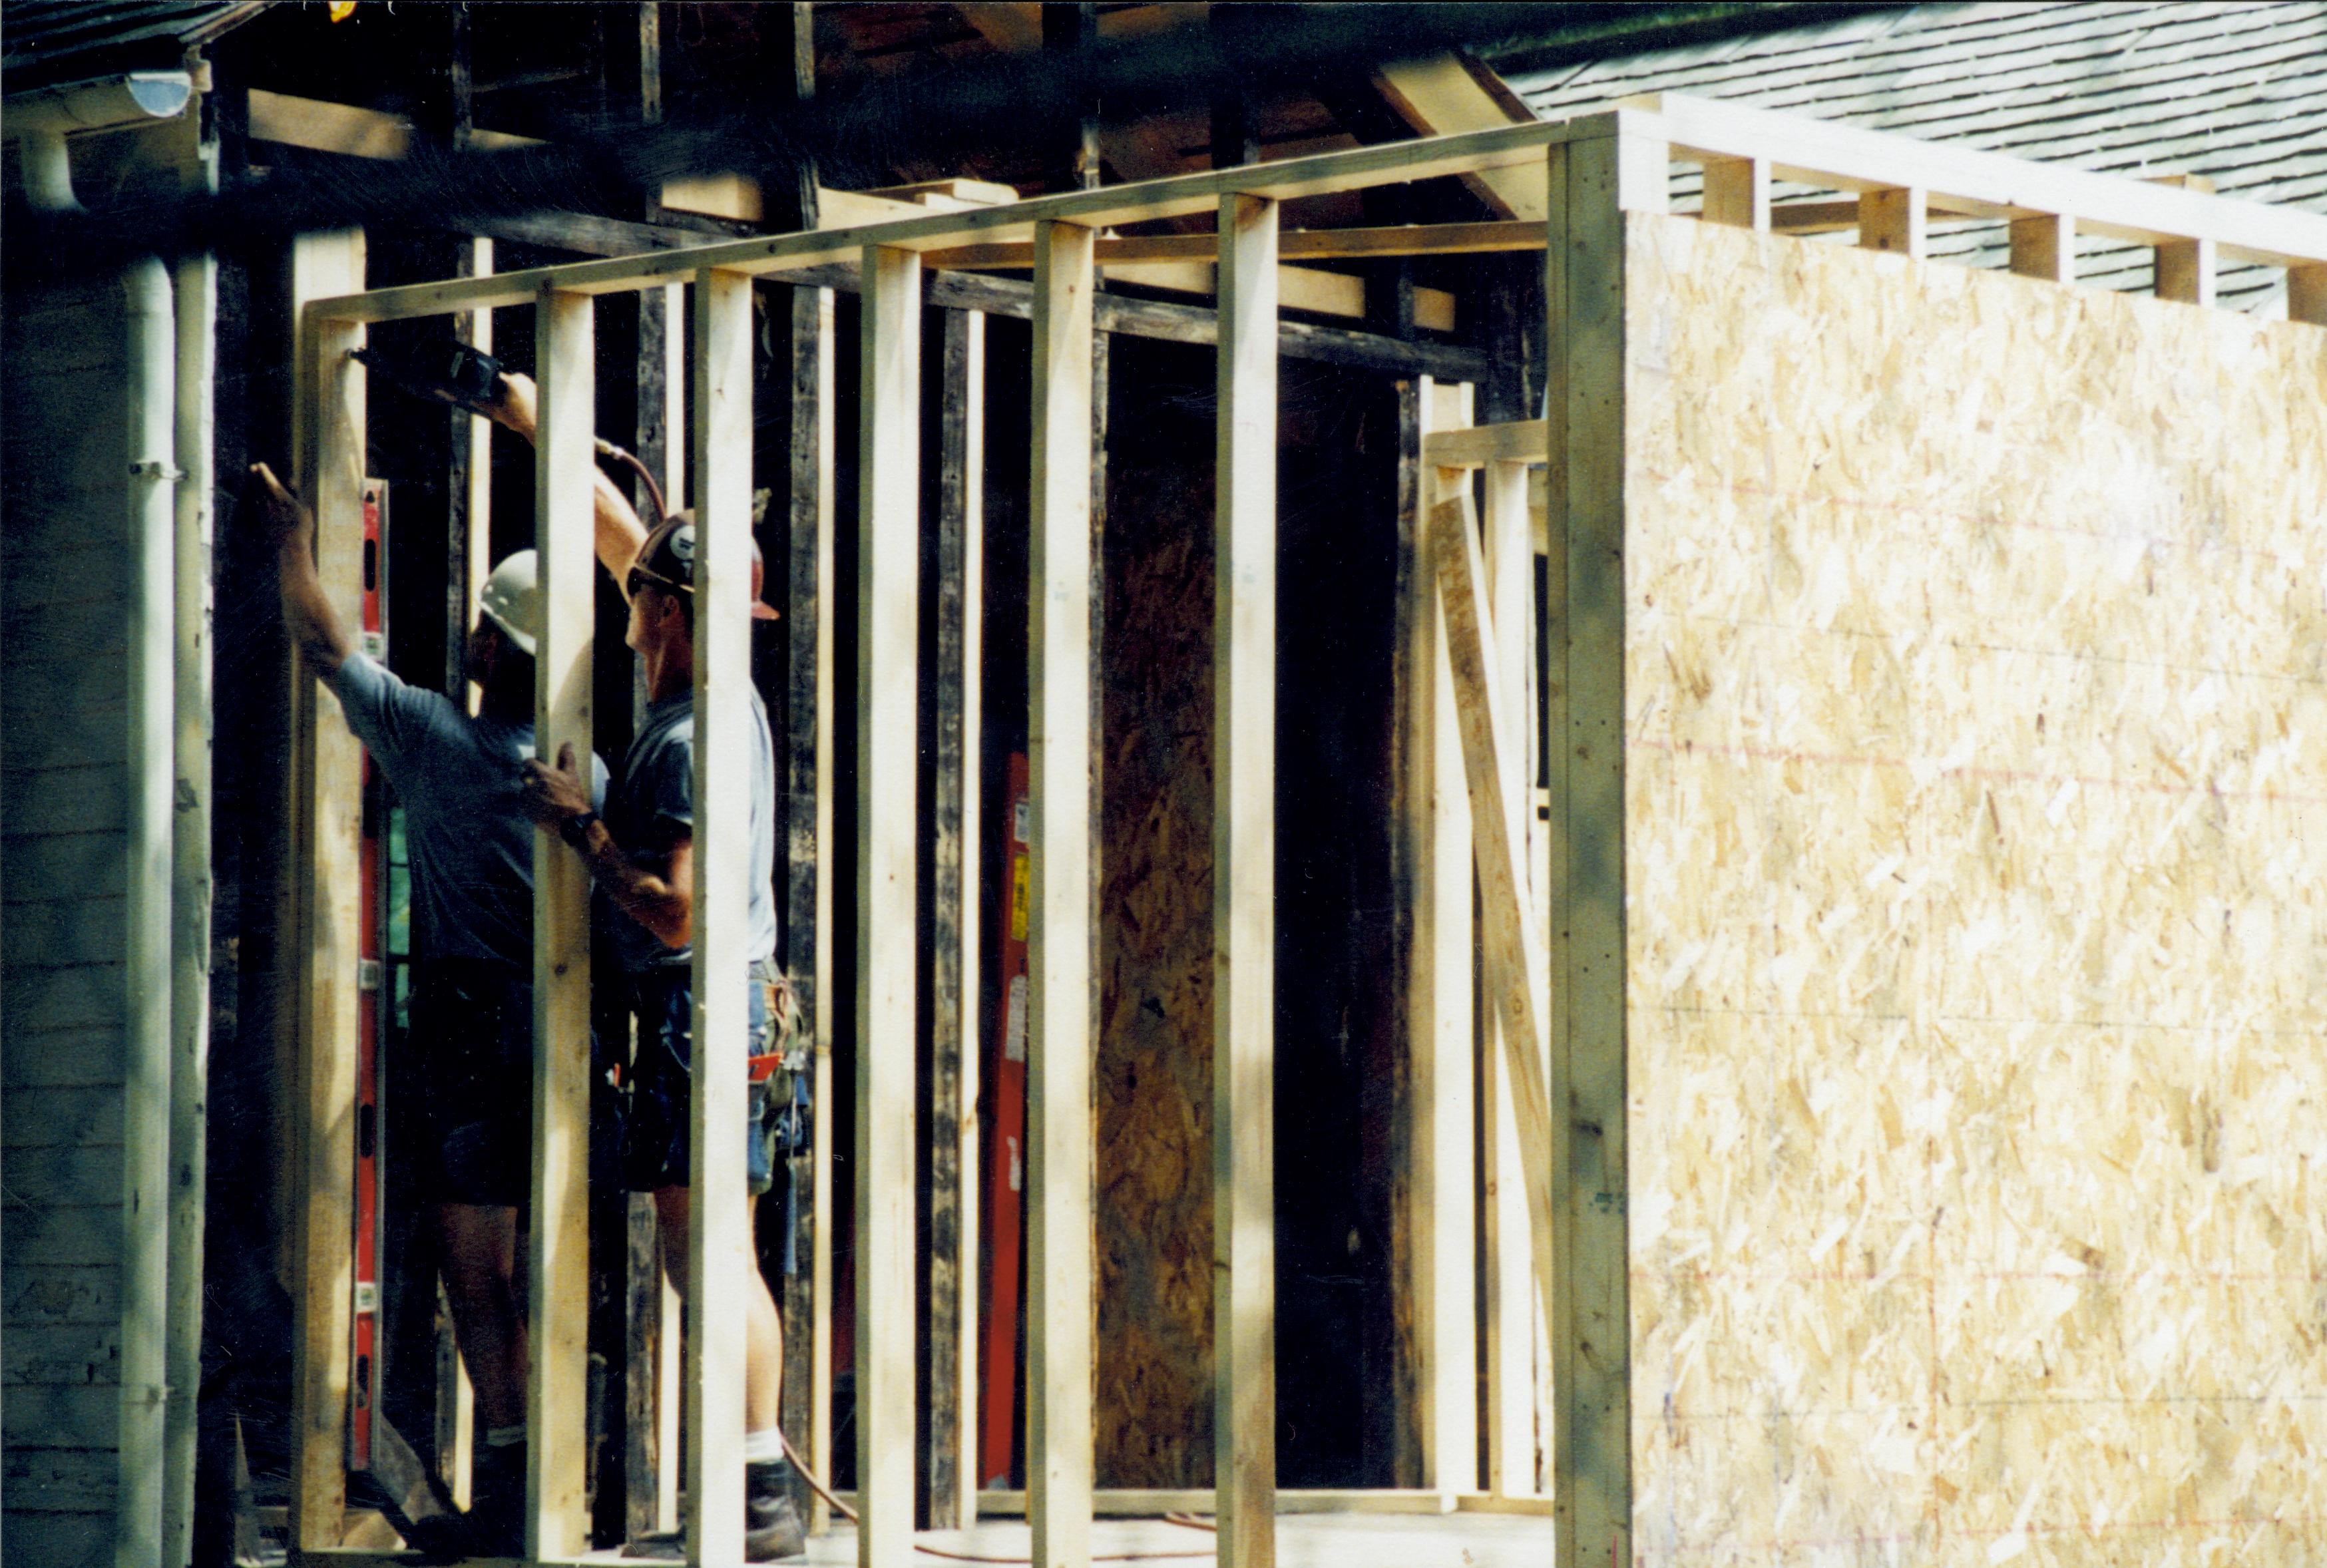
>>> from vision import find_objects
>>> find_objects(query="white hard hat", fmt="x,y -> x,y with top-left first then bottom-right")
479,550 -> 540,657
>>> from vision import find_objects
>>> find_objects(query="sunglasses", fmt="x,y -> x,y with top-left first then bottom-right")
626,564 -> 686,601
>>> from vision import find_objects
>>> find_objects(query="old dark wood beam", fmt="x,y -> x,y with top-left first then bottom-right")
455,210 -> 1491,382
779,280 -> 833,1531
1205,6 -> 1262,173
618,4 -> 674,1545
775,3 -> 820,230
1043,3 -> 1102,192
773,6 -> 829,1536
921,304 -> 984,1534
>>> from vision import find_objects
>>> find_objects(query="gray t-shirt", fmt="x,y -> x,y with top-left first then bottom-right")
603,688 -> 779,974
328,654 -> 604,968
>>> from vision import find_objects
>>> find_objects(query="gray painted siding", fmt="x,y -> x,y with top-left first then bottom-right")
4,275 -> 135,1568
1502,0 -> 2327,311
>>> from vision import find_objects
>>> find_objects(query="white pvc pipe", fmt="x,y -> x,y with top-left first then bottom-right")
163,234 -> 218,1568
19,130 -> 80,211
120,253 -> 180,1568
6,72 -> 193,212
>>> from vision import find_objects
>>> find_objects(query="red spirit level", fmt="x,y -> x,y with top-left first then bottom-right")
350,479 -> 388,1471
977,754 -> 1032,1489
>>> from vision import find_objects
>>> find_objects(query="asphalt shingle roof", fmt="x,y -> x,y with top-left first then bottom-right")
2,1 -> 267,87
1501,1 -> 2327,313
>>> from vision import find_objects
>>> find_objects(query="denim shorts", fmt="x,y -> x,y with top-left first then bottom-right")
620,959 -> 785,1195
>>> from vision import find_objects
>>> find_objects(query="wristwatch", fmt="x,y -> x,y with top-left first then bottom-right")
559,809 -> 600,849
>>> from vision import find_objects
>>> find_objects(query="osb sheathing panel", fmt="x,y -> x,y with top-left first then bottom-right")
1096,456 -> 1216,1486
1621,211 -> 2327,1565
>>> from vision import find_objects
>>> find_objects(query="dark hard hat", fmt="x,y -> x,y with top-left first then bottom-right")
630,510 -> 781,620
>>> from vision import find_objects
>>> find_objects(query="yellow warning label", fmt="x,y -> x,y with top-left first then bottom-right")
1010,852 -> 1029,943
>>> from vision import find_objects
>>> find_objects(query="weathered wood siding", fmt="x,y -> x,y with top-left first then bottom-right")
3,277 -> 138,1568
1620,210 -> 2327,1561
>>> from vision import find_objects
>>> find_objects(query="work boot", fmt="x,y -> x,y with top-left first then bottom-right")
745,1461 -> 808,1561
465,1439 -> 528,1558
397,1511 -> 483,1567
625,1469 -> 807,1561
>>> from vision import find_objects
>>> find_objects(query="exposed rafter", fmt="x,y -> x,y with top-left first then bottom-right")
1373,54 -> 1542,220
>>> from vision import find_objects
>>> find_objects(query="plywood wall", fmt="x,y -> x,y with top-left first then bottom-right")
1096,451 -> 1218,1488
1620,211 -> 2327,1563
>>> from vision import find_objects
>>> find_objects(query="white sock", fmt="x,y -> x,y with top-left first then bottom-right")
485,1424 -> 526,1449
743,1428 -> 787,1466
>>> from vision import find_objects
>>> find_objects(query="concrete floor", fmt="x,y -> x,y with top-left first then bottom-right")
792,1511 -> 1558,1567
277,1505 -> 1560,1567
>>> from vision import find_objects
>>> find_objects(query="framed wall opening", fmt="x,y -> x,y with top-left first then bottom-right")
271,95 -> 2327,1568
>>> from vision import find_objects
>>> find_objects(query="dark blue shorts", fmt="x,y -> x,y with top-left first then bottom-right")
406,958 -> 534,1207
621,961 -> 784,1195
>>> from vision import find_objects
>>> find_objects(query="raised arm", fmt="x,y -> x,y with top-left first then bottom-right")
485,371 -> 651,592
250,462 -> 353,678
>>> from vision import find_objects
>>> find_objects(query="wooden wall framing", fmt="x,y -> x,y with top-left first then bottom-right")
281,94 -> 2327,1568
1212,191 -> 1279,1568
1398,375 -> 1476,1503
857,245 -> 923,1568
1026,216 -> 1098,1568
527,286 -> 598,1559
682,265 -> 758,1565
288,228 -> 366,1553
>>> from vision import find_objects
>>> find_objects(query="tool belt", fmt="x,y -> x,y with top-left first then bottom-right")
751,966 -> 808,1085
755,965 -> 813,1161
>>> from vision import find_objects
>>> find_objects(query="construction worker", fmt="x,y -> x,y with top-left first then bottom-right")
250,460 -> 606,1557
488,375 -> 807,1561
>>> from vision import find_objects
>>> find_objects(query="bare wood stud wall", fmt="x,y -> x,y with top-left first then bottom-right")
2156,236 -> 2219,305
451,238 -> 495,713
1417,377 -> 1482,1500
1699,154 -> 1769,232
2293,264 -> 2327,325
1028,216 -> 1098,1568
1552,126 -> 1655,1568
1426,481 -> 1560,1406
1410,376 -> 1476,1501
1532,146 -> 1572,1497
274,100 -> 2327,1565
658,498 -> 688,1528
289,228 -> 366,1557
1214,190 -> 1281,1568
1480,451 -> 1537,1499
858,245 -> 924,1568
528,286 -> 597,1559
1859,185 -> 1927,259
686,266 -> 756,1567
2009,213 -> 2076,284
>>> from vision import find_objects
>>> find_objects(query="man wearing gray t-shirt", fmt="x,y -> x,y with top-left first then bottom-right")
253,462 -> 602,1556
